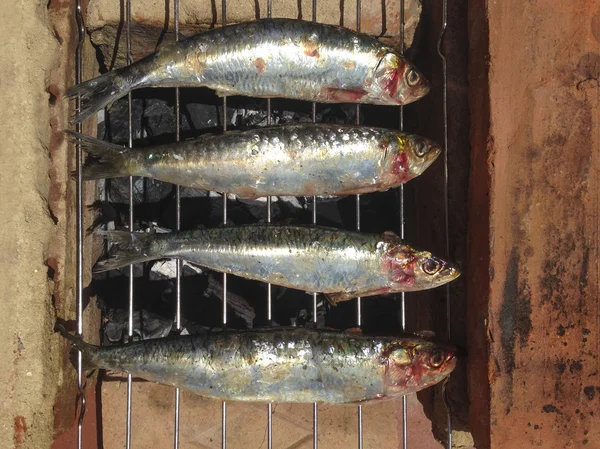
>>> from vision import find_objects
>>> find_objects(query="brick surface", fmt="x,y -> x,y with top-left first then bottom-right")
100,375 -> 446,449
467,0 -> 600,448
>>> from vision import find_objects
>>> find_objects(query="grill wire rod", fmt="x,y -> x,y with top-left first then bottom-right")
221,0 -> 229,447
125,0 -> 135,446
355,1 -> 364,448
173,0 -> 182,446
265,0 -> 274,446
311,0 -> 319,447
437,0 -> 453,445
74,0 -> 86,448
398,0 -> 408,446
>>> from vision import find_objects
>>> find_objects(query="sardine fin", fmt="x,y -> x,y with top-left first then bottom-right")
235,193 -> 260,201
324,291 -> 354,305
94,230 -> 157,273
66,131 -> 131,180
350,395 -> 391,404
321,87 -> 368,103
55,324 -> 100,371
155,39 -> 178,53
214,89 -> 239,98
381,231 -> 402,245
410,330 -> 436,340
66,70 -> 128,124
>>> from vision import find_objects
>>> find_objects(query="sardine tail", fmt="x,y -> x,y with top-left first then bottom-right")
94,230 -> 157,273
55,324 -> 100,371
66,70 -> 128,124
66,131 -> 131,180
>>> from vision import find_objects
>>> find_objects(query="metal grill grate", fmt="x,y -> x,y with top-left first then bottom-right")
72,0 -> 453,447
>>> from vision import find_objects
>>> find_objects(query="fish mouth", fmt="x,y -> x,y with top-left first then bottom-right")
413,144 -> 442,175
401,78 -> 431,105
441,354 -> 458,376
427,144 -> 442,161
442,263 -> 461,282
427,261 -> 461,289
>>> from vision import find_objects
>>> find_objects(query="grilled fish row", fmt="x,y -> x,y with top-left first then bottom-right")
67,19 -> 436,198
96,225 -> 459,303
69,19 -> 457,301
57,325 -> 456,404
67,18 -> 429,123
59,19 -> 459,406
71,124 -> 440,198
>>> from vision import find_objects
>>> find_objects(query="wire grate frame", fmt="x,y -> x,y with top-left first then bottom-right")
72,0 -> 453,447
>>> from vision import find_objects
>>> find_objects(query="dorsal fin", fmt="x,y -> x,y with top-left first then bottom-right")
405,330 -> 436,340
155,39 -> 178,54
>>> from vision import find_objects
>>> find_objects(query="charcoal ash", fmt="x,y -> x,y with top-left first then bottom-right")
101,306 -> 173,344
97,88 -> 358,144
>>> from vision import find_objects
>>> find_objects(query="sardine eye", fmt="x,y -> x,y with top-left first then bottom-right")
422,257 -> 441,275
415,140 -> 428,157
428,349 -> 446,368
406,69 -> 420,87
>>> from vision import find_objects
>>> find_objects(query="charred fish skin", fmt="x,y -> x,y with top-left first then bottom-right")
57,326 -> 457,403
94,226 -> 460,302
71,125 -> 441,197
67,19 -> 430,123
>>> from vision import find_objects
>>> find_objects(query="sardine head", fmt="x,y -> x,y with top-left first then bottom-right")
383,244 -> 461,291
373,53 -> 430,105
381,134 -> 441,185
382,340 -> 457,394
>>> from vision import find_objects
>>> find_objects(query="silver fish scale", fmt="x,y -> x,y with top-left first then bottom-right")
95,225 -> 459,300
159,226 -> 390,295
150,19 -> 388,102
139,124 -> 406,197
94,328 -> 396,403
